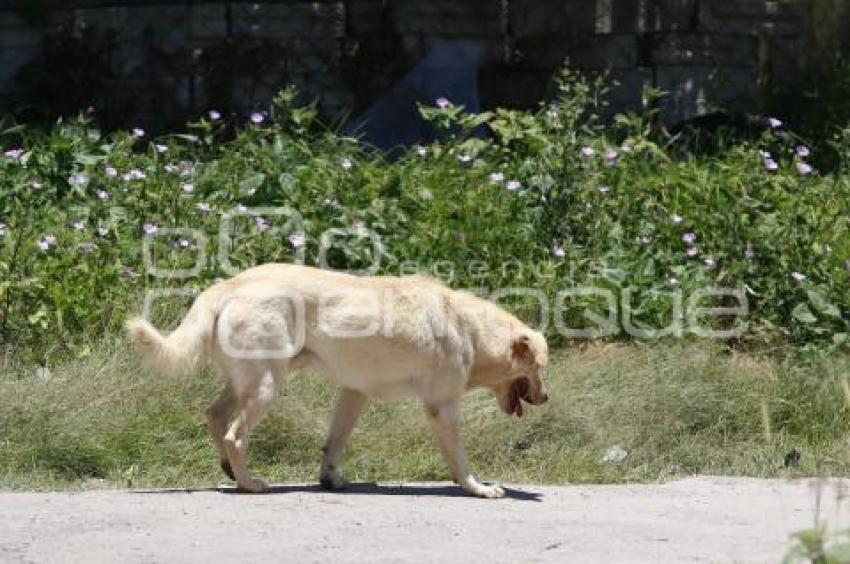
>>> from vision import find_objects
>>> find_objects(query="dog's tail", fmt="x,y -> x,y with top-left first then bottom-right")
126,294 -> 217,377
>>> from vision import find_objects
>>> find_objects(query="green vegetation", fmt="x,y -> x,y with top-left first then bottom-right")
1,72 -> 850,363
1,341 -> 848,490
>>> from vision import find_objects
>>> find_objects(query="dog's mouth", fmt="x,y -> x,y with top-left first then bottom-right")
503,377 -> 549,418
508,377 -> 530,418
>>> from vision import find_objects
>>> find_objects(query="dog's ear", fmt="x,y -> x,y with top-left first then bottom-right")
511,335 -> 533,362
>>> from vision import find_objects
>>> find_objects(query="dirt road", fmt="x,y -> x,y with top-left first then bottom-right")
2,476 -> 847,563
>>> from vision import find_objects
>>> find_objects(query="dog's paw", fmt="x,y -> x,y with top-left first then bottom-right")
463,481 -> 505,499
237,477 -> 269,493
319,471 -> 349,491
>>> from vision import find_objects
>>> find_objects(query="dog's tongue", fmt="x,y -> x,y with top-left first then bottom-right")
510,381 -> 524,418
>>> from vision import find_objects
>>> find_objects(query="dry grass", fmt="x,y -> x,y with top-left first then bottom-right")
2,338 -> 850,490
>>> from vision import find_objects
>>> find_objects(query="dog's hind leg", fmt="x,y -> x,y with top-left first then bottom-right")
320,388 -> 368,490
223,367 -> 278,493
206,382 -> 237,480
424,402 -> 505,499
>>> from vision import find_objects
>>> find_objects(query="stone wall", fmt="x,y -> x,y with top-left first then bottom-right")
0,1 -> 813,135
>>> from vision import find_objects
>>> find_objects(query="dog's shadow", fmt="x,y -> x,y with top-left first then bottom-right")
135,482 -> 543,502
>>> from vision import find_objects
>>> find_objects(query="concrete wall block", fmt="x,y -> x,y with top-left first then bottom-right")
652,34 -> 759,68
515,34 -> 639,71
232,2 -> 346,39
510,0 -> 596,37
391,0 -> 503,36
655,64 -> 759,121
699,0 -> 806,36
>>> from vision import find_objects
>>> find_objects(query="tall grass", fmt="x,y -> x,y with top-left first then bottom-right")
2,341 -> 849,490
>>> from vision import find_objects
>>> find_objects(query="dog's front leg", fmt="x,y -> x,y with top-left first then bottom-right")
320,388 -> 368,490
424,402 -> 505,499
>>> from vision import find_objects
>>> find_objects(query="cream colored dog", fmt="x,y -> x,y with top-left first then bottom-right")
127,264 -> 548,498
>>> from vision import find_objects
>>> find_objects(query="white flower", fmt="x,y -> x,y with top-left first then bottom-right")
0,223 -> 6,236
745,244 -> 756,259
132,127 -> 145,137
80,241 -> 97,253
69,173 -> 88,187
96,226 -> 109,236
791,272 -> 806,283
489,172 -> 504,183
435,97 -> 452,109
704,257 -> 717,270
457,153 -> 472,164
38,235 -> 56,251
505,180 -> 522,191
250,112 -> 264,124
670,213 -> 683,225
178,238 -> 190,248
72,218 -> 86,231
340,157 -> 353,170
685,246 -> 699,257
668,277 -> 679,285
767,117 -> 783,129
155,144 -> 168,154
127,169 -> 146,181
580,146 -> 595,159
596,185 -> 611,194
414,145 -> 428,157
105,165 -> 117,177
254,216 -> 270,232
31,181 -> 42,189
208,110 -> 221,121
551,244 -> 565,258
196,202 -> 211,212
289,233 -> 305,248
96,189 -> 109,200
164,164 -> 179,174
142,223 -> 158,235
236,204 -> 248,213
181,183 -> 194,194
604,148 -> 619,165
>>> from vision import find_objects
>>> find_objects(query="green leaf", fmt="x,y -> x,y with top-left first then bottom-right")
807,289 -> 842,319
792,303 -> 818,324
239,172 -> 266,195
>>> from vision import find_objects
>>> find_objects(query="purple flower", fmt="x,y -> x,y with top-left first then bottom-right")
72,218 -> 86,231
96,189 -> 109,200
682,232 -> 696,245
289,233 -> 305,248
254,216 -> 270,232
791,272 -> 806,283
796,145 -> 810,158
132,128 -> 145,137
489,172 -> 504,183
763,156 -> 779,172
767,117 -> 783,129
505,180 -> 522,191
250,112 -> 265,124
604,148 -> 619,165
796,162 -> 813,176
340,157 -> 353,170
580,146 -> 595,159
69,173 -> 88,187
181,183 -> 194,194
142,223 -> 158,236
196,202 -> 211,212
5,148 -> 23,160
435,97 -> 452,109
208,110 -> 221,121
123,267 -> 140,280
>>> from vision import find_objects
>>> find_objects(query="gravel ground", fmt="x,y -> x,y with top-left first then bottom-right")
2,476 -> 848,563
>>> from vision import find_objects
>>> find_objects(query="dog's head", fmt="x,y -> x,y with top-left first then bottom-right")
494,331 -> 549,418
